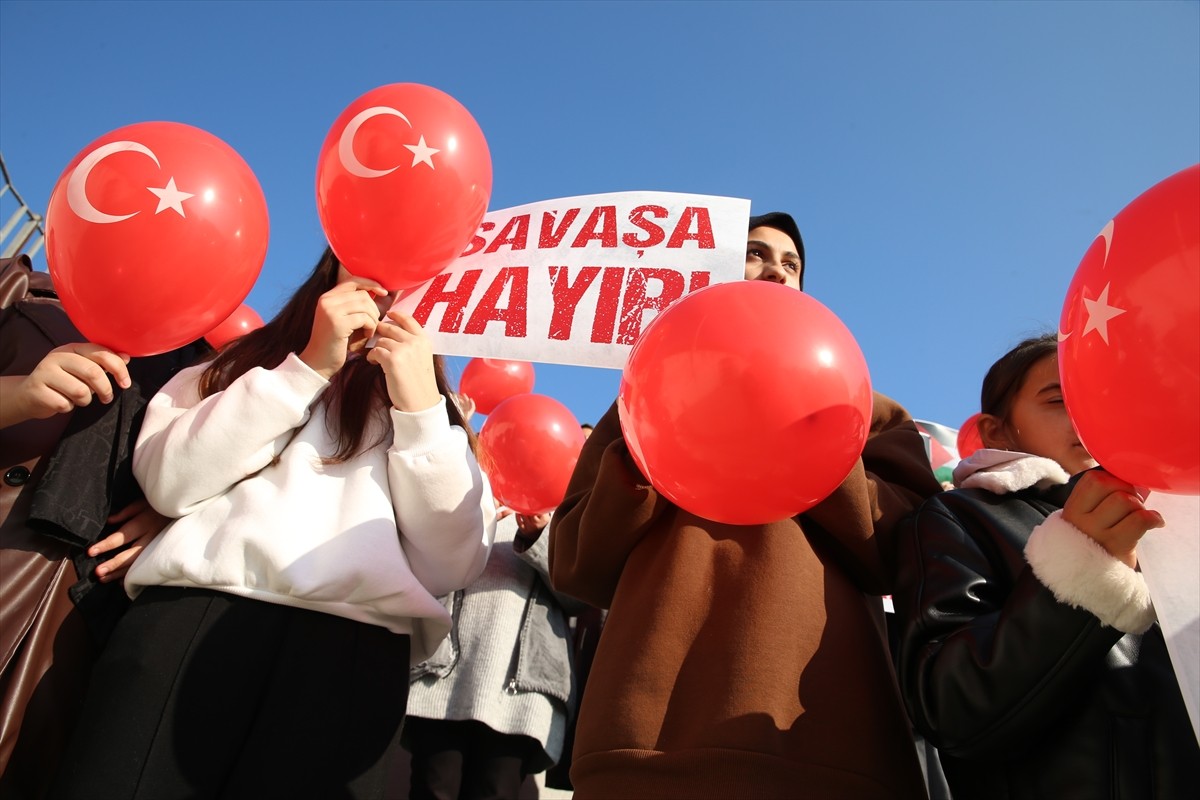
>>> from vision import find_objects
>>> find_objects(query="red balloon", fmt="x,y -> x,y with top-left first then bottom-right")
205,303 -> 264,350
1059,164 -> 1200,494
619,281 -> 873,525
479,394 -> 586,516
315,83 -> 492,291
956,413 -> 984,460
45,122 -> 268,356
459,358 -> 536,415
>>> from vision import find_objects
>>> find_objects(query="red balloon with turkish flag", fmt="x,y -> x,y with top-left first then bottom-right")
1058,164 -> 1200,494
45,121 -> 268,356
459,358 -> 536,415
957,413 -> 984,460
619,280 -> 874,525
315,83 -> 492,291
205,303 -> 264,350
478,393 -> 586,516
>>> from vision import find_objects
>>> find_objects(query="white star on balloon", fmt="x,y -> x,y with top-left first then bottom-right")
1081,282 -> 1127,345
147,177 -> 195,217
404,135 -> 440,169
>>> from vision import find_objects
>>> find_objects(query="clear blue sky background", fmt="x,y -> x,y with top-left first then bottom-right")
2,0 -> 1197,433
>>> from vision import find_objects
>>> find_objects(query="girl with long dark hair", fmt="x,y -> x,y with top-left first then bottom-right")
52,248 -> 495,799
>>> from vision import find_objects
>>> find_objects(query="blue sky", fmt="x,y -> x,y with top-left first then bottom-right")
2,0 -> 1197,432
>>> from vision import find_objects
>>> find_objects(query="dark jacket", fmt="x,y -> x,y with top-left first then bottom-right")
894,457 -> 1199,799
0,256 -> 209,800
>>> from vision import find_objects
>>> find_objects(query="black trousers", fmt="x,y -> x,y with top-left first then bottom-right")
404,717 -> 540,800
49,586 -> 411,800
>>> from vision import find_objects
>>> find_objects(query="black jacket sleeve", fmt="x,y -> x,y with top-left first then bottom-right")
893,490 -> 1125,759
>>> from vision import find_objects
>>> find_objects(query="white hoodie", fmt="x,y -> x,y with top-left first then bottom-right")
129,353 -> 496,662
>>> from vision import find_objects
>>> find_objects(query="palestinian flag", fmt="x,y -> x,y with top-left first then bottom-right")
913,418 -> 961,472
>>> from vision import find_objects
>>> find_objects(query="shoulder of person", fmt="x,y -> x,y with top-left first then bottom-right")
0,254 -> 55,310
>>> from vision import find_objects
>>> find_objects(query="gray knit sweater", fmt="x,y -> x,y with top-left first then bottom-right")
406,513 -> 586,772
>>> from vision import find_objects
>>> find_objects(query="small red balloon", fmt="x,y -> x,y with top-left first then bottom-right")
479,394 -> 586,516
1058,164 -> 1199,494
459,358 -> 536,415
619,280 -> 873,525
316,83 -> 492,291
45,121 -> 269,356
956,413 -> 984,460
205,303 -> 264,350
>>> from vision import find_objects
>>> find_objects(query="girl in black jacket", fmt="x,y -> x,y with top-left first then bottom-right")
894,333 -> 1198,799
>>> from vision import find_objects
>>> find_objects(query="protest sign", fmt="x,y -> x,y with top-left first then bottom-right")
392,191 -> 750,369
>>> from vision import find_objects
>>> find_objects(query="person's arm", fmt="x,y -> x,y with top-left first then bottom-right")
513,512 -> 591,615
88,499 -> 170,582
548,400 -> 673,608
801,392 -> 942,593
369,309 -> 496,598
894,495 -> 1127,759
135,279 -> 387,517
385,396 -> 496,598
133,356 -> 330,517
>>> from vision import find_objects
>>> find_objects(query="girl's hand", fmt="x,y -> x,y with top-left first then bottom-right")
90,498 -> 171,582
516,513 -> 551,535
0,343 -> 131,429
1062,468 -> 1164,569
299,279 -> 387,379
366,310 -> 440,412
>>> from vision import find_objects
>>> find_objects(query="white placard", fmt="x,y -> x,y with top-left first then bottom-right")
392,191 -> 751,369
1141,491 -> 1200,745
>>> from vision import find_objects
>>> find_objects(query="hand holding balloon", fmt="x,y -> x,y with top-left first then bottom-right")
300,279 -> 385,380
367,310 -> 441,413
0,343 -> 131,428
1062,469 -> 1164,569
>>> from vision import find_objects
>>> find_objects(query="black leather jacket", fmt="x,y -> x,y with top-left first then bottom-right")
893,476 -> 1199,799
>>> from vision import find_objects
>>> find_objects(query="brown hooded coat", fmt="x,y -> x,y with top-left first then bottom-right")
548,392 -> 940,799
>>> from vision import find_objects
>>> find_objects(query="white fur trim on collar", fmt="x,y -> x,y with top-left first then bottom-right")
1025,509 -> 1156,634
954,449 -> 1070,494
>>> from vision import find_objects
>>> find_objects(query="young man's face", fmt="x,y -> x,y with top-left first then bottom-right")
744,226 -> 803,290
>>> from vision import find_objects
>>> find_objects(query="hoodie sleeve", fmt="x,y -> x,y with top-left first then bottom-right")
133,354 -> 330,517
548,400 -> 671,608
801,392 -> 943,594
387,396 -> 496,598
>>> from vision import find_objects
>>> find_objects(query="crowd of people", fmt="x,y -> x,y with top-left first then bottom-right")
1,208 -> 1196,800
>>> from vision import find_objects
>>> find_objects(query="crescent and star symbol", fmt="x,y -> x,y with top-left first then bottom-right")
337,106 -> 440,178
68,140 -> 196,223
1081,283 -> 1127,345
1058,218 -> 1117,343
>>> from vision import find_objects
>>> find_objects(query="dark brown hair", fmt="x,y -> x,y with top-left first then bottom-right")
198,247 -> 476,462
980,333 -> 1059,422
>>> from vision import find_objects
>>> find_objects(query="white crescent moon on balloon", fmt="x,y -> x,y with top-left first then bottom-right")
67,140 -> 161,224
1097,219 -> 1114,267
338,106 -> 412,178
1060,219 -> 1117,342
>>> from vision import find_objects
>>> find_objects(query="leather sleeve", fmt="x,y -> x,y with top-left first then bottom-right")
893,493 -> 1124,759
